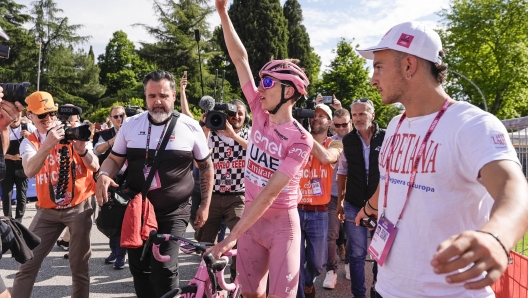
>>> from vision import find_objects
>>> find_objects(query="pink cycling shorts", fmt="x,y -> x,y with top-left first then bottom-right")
236,202 -> 301,297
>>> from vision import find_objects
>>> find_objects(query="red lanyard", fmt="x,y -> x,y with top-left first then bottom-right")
144,120 -> 169,168
382,99 -> 450,225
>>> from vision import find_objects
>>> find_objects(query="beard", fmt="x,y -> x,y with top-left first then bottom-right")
148,104 -> 173,123
310,122 -> 329,135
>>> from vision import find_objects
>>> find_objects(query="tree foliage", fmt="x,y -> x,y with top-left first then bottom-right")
136,0 -> 222,106
218,0 -> 289,86
0,0 -> 38,84
314,39 -> 400,127
439,0 -> 528,119
29,0 -> 91,92
97,30 -> 152,97
283,0 -> 321,93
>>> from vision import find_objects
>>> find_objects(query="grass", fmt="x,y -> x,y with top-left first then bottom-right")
513,233 -> 528,255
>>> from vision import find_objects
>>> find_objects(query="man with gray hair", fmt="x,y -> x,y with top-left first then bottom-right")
337,98 -> 385,298
355,21 -> 528,297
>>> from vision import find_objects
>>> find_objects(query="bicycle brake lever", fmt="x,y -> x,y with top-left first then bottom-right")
140,230 -> 157,261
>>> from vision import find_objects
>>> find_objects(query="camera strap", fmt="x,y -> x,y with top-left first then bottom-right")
141,112 -> 180,200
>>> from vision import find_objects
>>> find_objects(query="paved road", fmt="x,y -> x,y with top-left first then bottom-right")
0,202 -> 374,297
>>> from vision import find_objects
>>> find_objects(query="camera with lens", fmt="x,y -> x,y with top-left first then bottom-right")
199,95 -> 238,131
57,105 -> 92,143
204,103 -> 237,131
0,82 -> 31,106
292,96 -> 315,131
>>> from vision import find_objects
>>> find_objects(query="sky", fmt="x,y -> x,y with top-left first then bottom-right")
16,0 -> 451,73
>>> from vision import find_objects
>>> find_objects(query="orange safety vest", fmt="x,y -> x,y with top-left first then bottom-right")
299,137 -> 334,205
27,133 -> 95,209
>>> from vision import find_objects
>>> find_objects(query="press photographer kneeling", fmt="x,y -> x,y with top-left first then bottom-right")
12,91 -> 99,298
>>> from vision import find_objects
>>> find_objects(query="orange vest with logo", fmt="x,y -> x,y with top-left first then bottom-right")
299,137 -> 334,205
27,133 -> 95,209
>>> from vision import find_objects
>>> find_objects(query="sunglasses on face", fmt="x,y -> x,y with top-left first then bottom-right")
259,77 -> 290,89
36,111 -> 58,119
112,114 -> 125,119
334,122 -> 349,128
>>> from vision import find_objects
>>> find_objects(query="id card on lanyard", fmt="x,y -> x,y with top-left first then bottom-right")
143,120 -> 169,191
368,99 -> 450,266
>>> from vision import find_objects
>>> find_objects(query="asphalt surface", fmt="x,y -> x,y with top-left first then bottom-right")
0,202 -> 374,297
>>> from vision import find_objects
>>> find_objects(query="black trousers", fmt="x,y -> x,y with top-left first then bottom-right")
1,161 -> 28,221
128,212 -> 190,298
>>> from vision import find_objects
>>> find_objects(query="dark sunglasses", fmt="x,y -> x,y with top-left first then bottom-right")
333,122 -> 349,128
112,114 -> 125,119
352,98 -> 373,106
259,77 -> 290,89
36,111 -> 58,119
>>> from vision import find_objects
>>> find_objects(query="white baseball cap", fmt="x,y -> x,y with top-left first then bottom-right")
357,22 -> 443,64
315,104 -> 332,120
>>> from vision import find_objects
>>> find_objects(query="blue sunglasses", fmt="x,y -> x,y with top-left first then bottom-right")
259,77 -> 290,89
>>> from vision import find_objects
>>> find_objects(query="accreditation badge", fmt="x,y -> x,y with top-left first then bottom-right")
368,215 -> 398,266
143,166 -> 161,190
310,178 -> 323,196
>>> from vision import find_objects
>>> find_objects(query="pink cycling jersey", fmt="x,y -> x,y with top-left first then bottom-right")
242,81 -> 313,209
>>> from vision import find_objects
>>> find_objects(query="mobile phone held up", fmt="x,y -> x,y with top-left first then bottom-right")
322,96 -> 333,104
21,123 -> 28,131
183,71 -> 187,77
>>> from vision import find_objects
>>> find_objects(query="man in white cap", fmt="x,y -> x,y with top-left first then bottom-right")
297,104 -> 343,298
354,21 -> 528,297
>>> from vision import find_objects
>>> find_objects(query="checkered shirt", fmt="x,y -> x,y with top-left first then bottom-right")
209,128 -> 249,193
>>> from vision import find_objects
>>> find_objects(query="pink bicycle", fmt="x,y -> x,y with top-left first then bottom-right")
144,231 -> 241,298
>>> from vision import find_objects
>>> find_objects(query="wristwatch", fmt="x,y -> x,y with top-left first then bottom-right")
96,170 -> 111,180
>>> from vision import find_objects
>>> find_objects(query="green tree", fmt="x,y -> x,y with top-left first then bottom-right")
44,45 -> 105,110
217,0 -> 289,90
98,30 -> 152,96
438,0 -> 528,118
283,0 -> 321,90
29,0 -> 90,91
315,39 -> 400,127
136,0 -> 216,106
0,0 -> 38,84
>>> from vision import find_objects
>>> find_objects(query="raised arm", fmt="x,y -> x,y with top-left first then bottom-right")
216,0 -> 254,88
179,74 -> 193,118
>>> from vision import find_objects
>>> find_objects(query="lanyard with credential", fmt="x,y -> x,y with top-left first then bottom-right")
382,98 -> 450,225
144,120 -> 169,169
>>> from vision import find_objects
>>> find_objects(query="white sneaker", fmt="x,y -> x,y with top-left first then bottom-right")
322,270 -> 337,289
345,264 -> 351,280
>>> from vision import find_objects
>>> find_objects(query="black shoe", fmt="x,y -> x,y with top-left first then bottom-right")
64,253 -> 69,259
56,239 -> 69,251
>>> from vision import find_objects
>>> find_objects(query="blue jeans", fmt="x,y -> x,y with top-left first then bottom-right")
344,203 -> 368,298
297,209 -> 328,298
110,236 -> 127,258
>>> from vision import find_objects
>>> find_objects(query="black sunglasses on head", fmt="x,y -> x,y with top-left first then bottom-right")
36,111 -> 58,119
112,114 -> 125,119
352,98 -> 373,106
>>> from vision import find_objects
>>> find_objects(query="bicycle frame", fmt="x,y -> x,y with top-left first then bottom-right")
146,231 -> 241,298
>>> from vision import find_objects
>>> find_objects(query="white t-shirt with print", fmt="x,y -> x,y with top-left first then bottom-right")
376,101 -> 519,298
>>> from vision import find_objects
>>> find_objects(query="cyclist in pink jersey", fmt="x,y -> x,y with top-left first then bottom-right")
210,1 -> 313,297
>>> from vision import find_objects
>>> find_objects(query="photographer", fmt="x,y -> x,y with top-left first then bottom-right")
2,111 -> 35,222
196,99 -> 250,281
12,91 -> 98,298
0,86 -> 26,298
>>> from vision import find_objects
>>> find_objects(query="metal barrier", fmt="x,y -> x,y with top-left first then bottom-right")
502,116 -> 528,256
